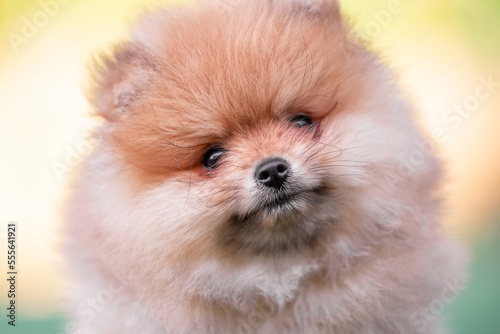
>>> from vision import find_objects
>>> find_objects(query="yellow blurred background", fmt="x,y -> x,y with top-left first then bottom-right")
0,0 -> 499,333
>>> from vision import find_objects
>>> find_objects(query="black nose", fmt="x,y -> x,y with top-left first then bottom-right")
255,157 -> 290,190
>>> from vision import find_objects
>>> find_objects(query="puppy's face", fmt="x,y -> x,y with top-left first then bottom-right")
87,0 -> 435,270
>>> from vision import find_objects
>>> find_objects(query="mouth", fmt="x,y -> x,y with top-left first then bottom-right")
219,185 -> 332,255
258,186 -> 326,212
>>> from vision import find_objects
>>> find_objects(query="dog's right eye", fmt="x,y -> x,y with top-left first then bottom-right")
202,147 -> 225,171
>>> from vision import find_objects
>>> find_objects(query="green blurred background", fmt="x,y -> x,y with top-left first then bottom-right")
0,0 -> 499,333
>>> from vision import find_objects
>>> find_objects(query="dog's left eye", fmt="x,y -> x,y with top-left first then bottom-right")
289,114 -> 313,128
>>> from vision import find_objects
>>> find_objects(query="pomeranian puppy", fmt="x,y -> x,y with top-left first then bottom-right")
67,0 -> 467,333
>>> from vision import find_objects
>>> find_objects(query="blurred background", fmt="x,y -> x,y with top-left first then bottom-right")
0,0 -> 499,333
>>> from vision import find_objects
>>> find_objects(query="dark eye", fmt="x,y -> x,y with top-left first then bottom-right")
202,147 -> 225,170
289,114 -> 313,128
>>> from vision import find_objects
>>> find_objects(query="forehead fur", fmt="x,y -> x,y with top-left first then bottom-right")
91,0 -> 373,172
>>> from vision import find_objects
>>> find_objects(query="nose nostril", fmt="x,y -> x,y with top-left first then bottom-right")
258,171 -> 270,181
276,164 -> 287,174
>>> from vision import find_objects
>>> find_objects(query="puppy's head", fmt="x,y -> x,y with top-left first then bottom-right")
85,0 -> 439,278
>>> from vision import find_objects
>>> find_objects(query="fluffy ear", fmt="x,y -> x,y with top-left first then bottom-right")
88,43 -> 155,121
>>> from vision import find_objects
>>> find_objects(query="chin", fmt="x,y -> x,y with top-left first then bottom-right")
66,0 -> 467,333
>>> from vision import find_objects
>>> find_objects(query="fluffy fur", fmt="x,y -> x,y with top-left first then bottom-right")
67,0 -> 466,333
